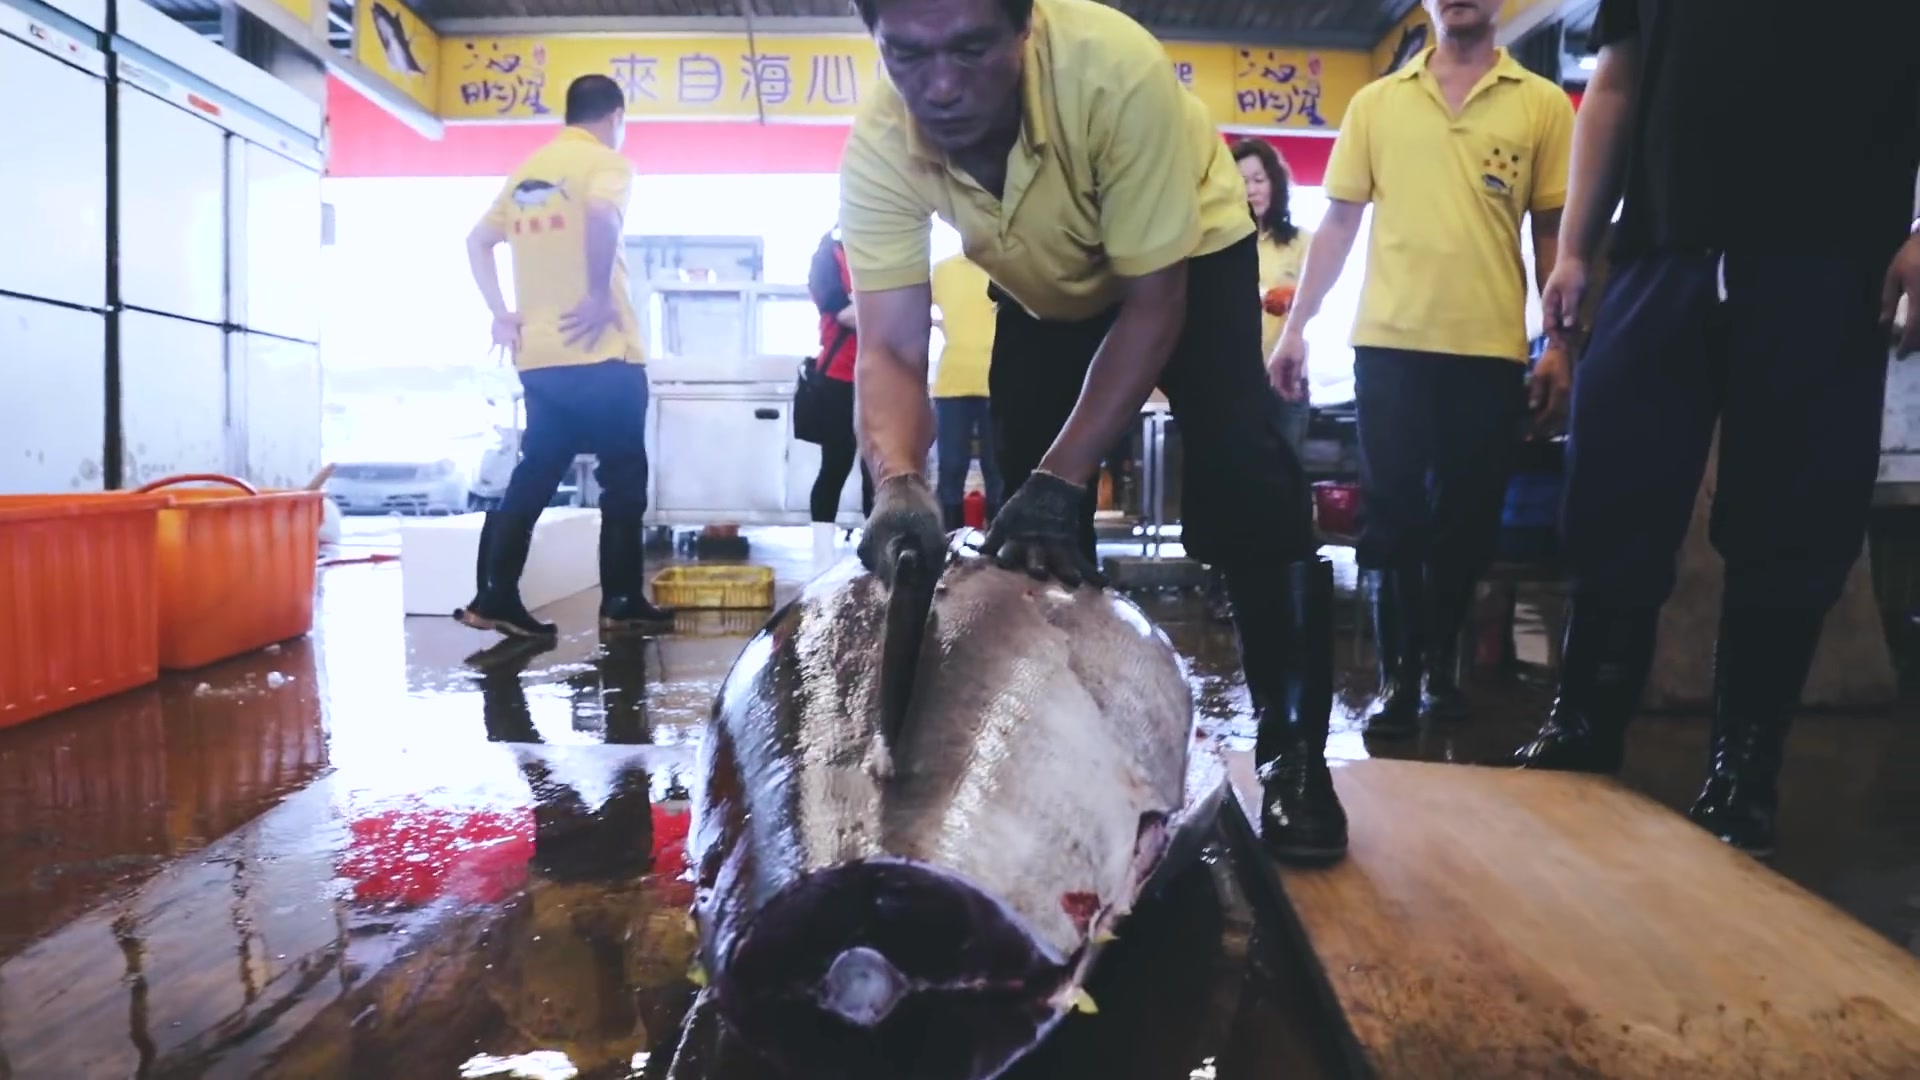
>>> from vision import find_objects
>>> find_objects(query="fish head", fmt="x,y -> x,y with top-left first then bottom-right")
714,860 -> 1079,1080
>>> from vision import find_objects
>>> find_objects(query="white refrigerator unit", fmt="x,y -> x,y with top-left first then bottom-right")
114,0 -> 324,492
0,0 -> 109,493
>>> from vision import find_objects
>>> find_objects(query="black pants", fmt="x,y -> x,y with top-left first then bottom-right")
1562,252 -> 1891,611
810,375 -> 875,523
502,360 -> 650,518
1352,349 -> 1527,575
987,233 -> 1316,568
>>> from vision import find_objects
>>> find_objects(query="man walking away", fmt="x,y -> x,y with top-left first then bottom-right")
929,252 -> 1004,529
1513,0 -> 1920,858
1270,0 -> 1574,737
458,74 -> 671,638
837,0 -> 1347,864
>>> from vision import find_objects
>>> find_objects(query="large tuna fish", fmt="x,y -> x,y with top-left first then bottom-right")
688,547 -> 1200,1080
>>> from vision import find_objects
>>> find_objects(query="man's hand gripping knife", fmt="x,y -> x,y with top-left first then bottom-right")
858,474 -> 949,588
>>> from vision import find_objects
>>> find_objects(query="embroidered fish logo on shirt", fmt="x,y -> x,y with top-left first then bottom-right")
511,179 -> 569,208
1481,148 -> 1523,198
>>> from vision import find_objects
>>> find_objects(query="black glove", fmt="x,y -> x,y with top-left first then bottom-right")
857,474 -> 948,587
980,470 -> 1104,588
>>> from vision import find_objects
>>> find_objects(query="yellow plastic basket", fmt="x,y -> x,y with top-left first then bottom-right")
651,565 -> 776,610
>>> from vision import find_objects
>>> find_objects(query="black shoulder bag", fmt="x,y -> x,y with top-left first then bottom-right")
792,325 -> 852,446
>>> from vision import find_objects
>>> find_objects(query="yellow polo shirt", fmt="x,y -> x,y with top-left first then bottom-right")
1323,47 -> 1574,362
930,254 -> 994,398
1258,228 -> 1313,359
480,128 -> 645,371
839,0 -> 1253,323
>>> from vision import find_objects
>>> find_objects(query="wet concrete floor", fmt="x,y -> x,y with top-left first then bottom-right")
1,525 -> 1916,1078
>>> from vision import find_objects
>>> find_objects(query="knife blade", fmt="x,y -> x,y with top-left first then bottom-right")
877,541 -> 938,751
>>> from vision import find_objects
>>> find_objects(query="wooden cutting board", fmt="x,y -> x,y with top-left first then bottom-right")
1228,755 -> 1920,1078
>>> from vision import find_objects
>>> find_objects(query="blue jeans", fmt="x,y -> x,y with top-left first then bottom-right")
934,395 -> 1003,525
501,361 -> 650,519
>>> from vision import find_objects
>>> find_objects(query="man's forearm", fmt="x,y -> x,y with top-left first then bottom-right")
584,205 -> 621,298
856,345 -> 936,482
1559,54 -> 1639,263
1286,211 -> 1362,329
1035,278 -> 1186,486
467,235 -> 510,318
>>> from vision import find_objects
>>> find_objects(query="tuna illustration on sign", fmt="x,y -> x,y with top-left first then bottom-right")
687,543 -> 1204,1079
1383,21 -> 1430,76
510,179 -> 567,208
371,2 -> 427,77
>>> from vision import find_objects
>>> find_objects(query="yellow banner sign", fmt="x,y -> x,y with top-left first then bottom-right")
1227,47 -> 1371,130
436,33 -> 1371,132
441,35 -> 883,122
356,0 -> 439,111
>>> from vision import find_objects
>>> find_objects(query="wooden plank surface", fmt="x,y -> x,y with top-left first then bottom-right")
1227,756 -> 1920,1078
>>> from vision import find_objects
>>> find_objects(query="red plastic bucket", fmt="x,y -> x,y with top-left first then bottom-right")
1313,481 -> 1364,537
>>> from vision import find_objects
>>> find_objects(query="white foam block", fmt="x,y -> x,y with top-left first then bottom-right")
400,509 -> 601,617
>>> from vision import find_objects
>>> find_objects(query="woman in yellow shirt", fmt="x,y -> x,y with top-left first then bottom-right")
1233,139 -> 1314,454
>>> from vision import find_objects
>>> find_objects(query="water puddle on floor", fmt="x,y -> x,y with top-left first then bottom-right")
0,560 -> 1347,1079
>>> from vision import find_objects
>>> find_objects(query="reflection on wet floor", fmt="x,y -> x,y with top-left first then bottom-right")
0,526 -> 1917,1078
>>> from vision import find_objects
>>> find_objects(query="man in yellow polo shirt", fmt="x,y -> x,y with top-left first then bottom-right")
928,253 -> 1002,528
839,0 -> 1345,864
457,74 -> 670,640
1272,0 -> 1574,738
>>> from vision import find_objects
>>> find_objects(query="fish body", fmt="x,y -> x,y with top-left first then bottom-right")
690,549 -> 1194,1080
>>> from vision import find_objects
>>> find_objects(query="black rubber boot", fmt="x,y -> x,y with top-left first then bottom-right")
941,502 -> 966,532
455,512 -> 558,638
1686,608 -> 1824,857
1361,567 -> 1423,737
1421,564 -> 1475,723
599,511 -> 674,632
1239,557 -> 1348,866
1513,601 -> 1660,774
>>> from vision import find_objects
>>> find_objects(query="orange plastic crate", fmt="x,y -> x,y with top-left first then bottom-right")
0,495 -> 167,730
138,476 -> 324,671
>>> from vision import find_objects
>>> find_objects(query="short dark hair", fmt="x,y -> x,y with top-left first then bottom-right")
565,74 -> 627,125
854,0 -> 1033,32
1231,137 -> 1299,246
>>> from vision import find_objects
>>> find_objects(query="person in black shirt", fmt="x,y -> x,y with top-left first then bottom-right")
1513,0 -> 1920,857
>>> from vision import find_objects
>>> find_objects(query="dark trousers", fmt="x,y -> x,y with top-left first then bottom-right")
988,233 -> 1317,568
810,375 -> 875,523
502,360 -> 650,519
1562,252 -> 1891,611
934,395 -> 1004,519
1352,349 -> 1527,576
